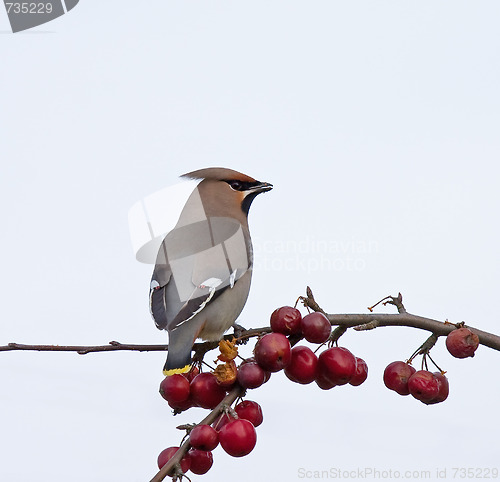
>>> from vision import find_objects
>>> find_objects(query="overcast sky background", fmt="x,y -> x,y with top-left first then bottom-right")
1,2 -> 499,481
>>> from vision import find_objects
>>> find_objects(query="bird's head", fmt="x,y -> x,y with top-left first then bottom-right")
181,167 -> 273,220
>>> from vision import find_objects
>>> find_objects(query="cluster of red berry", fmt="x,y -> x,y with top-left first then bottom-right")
383,327 -> 479,405
267,306 -> 368,389
156,399 -> 262,475
383,361 -> 449,404
155,305 -> 368,477
158,367 -> 263,475
155,308 -> 480,478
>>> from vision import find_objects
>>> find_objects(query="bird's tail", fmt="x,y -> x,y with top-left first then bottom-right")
163,359 -> 191,377
163,333 -> 193,376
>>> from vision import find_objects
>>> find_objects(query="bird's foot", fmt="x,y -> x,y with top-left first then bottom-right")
231,322 -> 247,341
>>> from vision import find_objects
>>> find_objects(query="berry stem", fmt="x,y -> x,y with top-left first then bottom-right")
408,334 -> 439,364
329,326 -> 347,346
426,352 -> 445,373
422,353 -> 429,371
201,360 -> 215,371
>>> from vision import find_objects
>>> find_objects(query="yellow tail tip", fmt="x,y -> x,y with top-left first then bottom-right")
163,365 -> 191,376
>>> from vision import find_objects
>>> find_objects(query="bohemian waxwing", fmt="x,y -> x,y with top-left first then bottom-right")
149,167 -> 273,375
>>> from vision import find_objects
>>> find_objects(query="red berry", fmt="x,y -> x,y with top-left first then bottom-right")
300,312 -> 332,343
190,373 -> 226,409
383,361 -> 416,396
212,413 -> 236,432
219,419 -> 257,457
317,347 -> 356,385
349,357 -> 368,386
446,327 -> 479,358
189,424 -> 219,451
425,372 -> 449,405
157,446 -> 191,474
188,449 -> 213,475
237,362 -> 266,389
408,370 -> 439,403
270,306 -> 302,335
168,397 -> 195,412
241,358 -> 271,383
183,366 -> 200,382
315,371 -> 336,390
284,346 -> 318,384
235,400 -> 263,427
159,374 -> 190,404
254,333 -> 292,372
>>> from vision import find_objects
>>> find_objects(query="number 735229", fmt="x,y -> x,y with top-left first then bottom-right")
5,3 -> 54,14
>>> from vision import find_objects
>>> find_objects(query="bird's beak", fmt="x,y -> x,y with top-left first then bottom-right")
250,181 -> 273,194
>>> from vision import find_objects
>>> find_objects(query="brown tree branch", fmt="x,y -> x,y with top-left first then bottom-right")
0,328 -> 273,356
326,313 -> 500,350
0,341 -> 170,354
2,304 -> 499,356
300,287 -> 500,351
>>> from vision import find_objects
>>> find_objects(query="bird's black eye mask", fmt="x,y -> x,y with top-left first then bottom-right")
224,180 -> 261,192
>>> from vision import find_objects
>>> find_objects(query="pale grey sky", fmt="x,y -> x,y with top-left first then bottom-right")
1,2 -> 499,481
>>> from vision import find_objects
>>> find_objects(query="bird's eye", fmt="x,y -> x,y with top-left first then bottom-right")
229,181 -> 243,191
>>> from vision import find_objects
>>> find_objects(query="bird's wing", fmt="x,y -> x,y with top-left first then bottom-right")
167,280 -> 225,332
149,283 -> 171,330
150,217 -> 250,331
169,220 -> 251,332
149,219 -> 212,329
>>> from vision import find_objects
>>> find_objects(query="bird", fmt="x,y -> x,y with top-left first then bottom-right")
149,167 -> 273,376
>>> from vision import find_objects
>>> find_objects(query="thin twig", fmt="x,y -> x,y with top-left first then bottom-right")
0,330 -> 271,357
0,341 -> 170,354
298,286 -> 327,314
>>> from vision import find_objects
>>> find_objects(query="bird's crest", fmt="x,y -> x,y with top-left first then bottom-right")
181,167 -> 257,183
